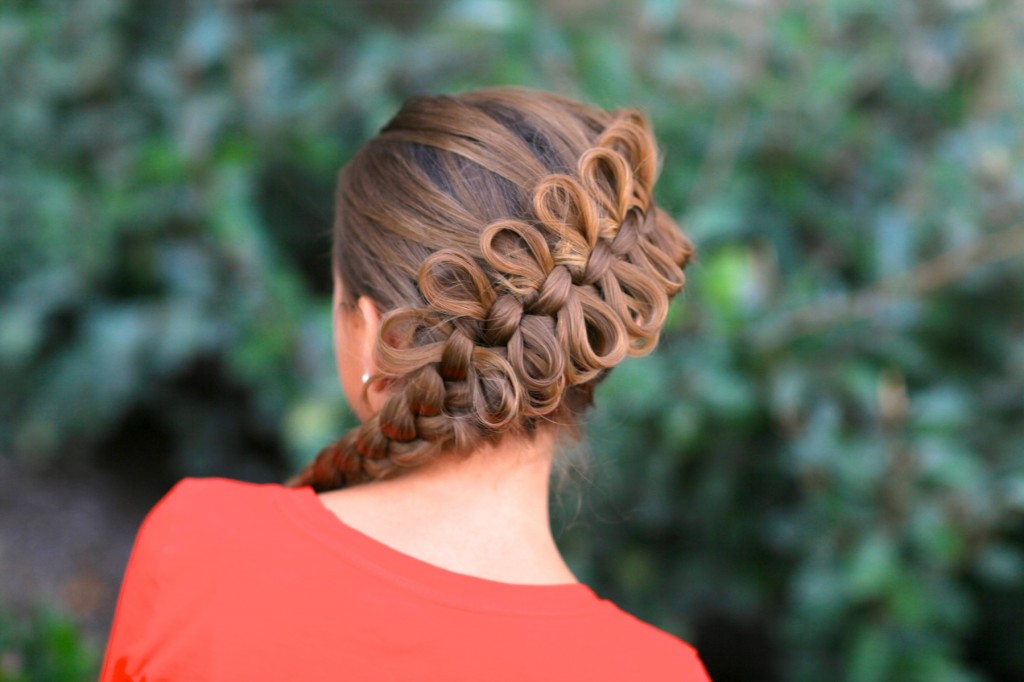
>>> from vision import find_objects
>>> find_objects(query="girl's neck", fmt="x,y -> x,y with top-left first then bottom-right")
316,429 -> 577,585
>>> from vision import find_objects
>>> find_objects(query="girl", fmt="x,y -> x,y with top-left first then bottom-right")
102,87 -> 710,681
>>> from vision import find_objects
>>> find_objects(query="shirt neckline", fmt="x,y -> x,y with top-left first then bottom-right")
274,484 -> 604,617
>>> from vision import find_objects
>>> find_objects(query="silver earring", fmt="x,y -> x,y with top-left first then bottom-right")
361,370 -> 370,385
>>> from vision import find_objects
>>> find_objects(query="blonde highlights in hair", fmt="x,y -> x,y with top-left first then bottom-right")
289,88 -> 694,492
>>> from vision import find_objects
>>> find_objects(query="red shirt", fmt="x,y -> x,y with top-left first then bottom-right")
101,478 -> 711,681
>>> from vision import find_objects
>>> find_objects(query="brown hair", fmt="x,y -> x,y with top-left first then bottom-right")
289,87 -> 694,492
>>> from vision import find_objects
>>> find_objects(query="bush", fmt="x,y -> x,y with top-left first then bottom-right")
1,1 -> 1022,680
0,607 -> 98,682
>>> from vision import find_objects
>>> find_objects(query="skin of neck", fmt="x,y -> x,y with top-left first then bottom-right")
317,427 -> 578,585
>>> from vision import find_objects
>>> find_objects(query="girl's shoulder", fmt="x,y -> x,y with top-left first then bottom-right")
133,477 -> 295,567
157,475 -> 283,505
146,476 -> 287,524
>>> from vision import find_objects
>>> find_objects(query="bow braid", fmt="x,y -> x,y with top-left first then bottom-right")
289,89 -> 693,492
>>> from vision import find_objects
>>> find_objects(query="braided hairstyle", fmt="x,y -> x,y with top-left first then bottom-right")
289,88 -> 694,492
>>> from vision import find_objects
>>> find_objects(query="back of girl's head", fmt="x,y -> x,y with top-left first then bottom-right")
290,87 -> 694,492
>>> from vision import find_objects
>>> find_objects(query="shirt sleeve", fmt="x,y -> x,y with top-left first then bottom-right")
98,479 -> 217,682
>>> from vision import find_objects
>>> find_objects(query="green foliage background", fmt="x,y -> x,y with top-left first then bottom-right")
2,1 -> 1023,680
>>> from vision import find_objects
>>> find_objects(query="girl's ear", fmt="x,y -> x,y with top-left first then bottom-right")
354,295 -> 385,413
332,284 -> 383,420
354,295 -> 380,372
